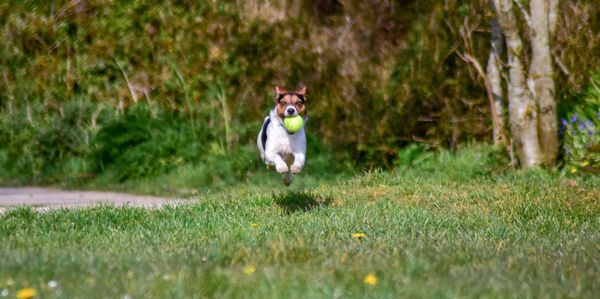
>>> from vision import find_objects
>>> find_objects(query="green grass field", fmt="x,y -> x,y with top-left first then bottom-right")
1,146 -> 599,298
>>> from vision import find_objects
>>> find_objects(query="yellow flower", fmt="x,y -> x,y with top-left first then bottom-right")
581,161 -> 589,167
352,233 -> 365,239
571,168 -> 577,173
251,223 -> 258,227
364,274 -> 377,285
244,265 -> 256,275
17,288 -> 36,299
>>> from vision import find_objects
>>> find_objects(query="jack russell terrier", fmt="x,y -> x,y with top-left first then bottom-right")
257,86 -> 308,186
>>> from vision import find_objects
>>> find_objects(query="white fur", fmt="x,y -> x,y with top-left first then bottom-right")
257,108 -> 307,186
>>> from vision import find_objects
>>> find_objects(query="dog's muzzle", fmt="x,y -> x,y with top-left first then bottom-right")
285,106 -> 297,117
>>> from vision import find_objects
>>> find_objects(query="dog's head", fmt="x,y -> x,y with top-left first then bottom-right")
275,86 -> 307,119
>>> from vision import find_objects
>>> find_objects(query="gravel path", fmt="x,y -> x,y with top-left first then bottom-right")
0,187 -> 182,213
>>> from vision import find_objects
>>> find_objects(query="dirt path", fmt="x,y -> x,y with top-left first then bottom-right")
0,187 -> 183,214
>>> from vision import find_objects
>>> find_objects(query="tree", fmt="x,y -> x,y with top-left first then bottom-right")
531,0 -> 559,165
487,0 -> 506,147
490,0 -> 558,168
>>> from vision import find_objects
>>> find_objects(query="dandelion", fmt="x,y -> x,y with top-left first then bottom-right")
251,223 -> 258,227
352,233 -> 365,239
47,280 -> 58,288
571,168 -> 577,173
16,288 -> 35,299
582,161 -> 589,167
244,265 -> 256,274
364,274 -> 377,285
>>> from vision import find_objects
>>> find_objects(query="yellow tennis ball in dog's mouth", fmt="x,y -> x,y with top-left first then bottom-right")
284,115 -> 304,133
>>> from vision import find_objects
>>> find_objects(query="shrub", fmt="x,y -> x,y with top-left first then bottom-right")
560,72 -> 600,174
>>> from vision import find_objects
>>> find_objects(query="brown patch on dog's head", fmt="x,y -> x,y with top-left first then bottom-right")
275,86 -> 308,119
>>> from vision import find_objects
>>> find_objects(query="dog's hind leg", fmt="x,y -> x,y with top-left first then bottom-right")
282,171 -> 292,186
281,154 -> 294,186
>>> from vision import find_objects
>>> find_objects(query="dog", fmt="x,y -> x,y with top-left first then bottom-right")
257,86 -> 308,186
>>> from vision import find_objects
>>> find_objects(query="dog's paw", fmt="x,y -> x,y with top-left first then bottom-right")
276,164 -> 289,174
291,164 -> 302,174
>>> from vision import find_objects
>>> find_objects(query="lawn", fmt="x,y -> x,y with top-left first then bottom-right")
1,147 -> 599,298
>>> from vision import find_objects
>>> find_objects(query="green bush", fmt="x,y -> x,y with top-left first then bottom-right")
0,101 -> 100,182
92,104 -> 203,181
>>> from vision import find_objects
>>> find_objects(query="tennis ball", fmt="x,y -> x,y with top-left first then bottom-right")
284,115 -> 304,133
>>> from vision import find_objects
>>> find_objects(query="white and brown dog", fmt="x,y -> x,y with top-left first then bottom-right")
257,86 -> 308,186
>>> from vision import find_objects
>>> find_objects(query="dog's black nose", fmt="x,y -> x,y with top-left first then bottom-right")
286,108 -> 295,114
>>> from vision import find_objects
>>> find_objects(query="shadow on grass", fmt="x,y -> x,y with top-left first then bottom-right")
273,190 -> 331,214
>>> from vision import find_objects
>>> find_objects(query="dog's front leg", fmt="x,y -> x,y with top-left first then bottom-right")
265,151 -> 289,173
290,152 -> 305,174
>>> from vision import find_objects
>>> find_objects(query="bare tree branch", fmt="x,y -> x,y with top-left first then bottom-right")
457,51 -> 515,167
549,0 -> 559,39
513,0 -> 532,32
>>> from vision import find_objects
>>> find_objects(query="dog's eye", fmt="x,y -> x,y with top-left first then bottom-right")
279,101 -> 286,106
296,102 -> 303,107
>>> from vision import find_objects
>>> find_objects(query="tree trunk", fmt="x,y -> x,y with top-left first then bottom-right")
493,0 -> 542,168
530,0 -> 559,166
488,0 -> 505,146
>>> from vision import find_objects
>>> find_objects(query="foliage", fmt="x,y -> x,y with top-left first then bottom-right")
0,100 -> 101,183
1,0 -> 599,183
92,104 -> 204,181
560,71 -> 600,174
0,99 -> 353,191
560,114 -> 600,173
1,147 -> 599,297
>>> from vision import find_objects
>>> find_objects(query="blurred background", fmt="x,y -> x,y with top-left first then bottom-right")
0,0 -> 599,193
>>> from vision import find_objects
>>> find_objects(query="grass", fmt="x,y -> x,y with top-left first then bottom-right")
1,145 -> 599,298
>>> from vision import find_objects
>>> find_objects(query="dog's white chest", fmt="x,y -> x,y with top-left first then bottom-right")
268,126 -> 300,153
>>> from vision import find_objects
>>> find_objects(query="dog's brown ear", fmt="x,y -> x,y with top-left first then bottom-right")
294,87 -> 307,95
275,86 -> 288,95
